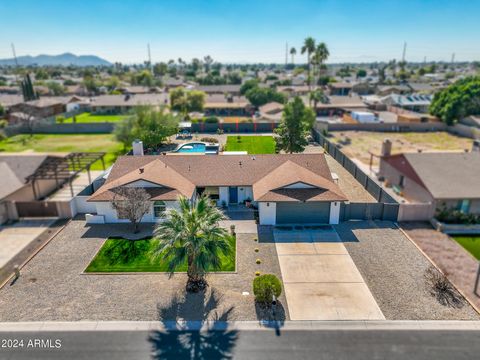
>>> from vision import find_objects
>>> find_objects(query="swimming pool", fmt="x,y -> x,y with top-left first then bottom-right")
176,142 -> 207,153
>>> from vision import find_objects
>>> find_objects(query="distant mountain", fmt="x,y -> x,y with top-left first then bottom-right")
0,52 -> 112,66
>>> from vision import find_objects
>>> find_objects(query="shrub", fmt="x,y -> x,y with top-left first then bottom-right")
200,137 -> 218,143
216,128 -> 224,135
204,116 -> 219,123
253,274 -> 282,303
436,206 -> 480,225
56,115 -> 65,124
0,119 -> 8,129
424,266 -> 463,308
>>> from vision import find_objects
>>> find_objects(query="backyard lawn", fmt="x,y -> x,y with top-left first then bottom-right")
0,134 -> 125,170
225,135 -> 276,154
62,112 -> 127,123
452,235 -> 480,260
85,236 -> 236,273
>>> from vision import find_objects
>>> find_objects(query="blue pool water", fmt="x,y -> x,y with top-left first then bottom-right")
176,143 -> 206,153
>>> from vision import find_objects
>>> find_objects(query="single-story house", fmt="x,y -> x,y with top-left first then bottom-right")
257,102 -> 284,122
460,115 -> 480,129
87,153 -> 347,226
7,96 -> 71,121
277,85 -> 310,97
195,85 -> 242,96
90,94 -> 169,114
314,95 -> 368,117
329,82 -> 354,96
376,85 -> 411,96
378,152 -> 480,217
381,93 -> 432,113
204,94 -> 253,116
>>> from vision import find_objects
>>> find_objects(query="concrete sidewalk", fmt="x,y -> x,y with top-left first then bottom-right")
1,320 -> 480,332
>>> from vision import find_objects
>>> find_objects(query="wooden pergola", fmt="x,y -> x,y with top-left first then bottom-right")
26,152 -> 106,199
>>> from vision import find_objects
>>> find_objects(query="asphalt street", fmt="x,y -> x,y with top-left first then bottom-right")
1,329 -> 480,360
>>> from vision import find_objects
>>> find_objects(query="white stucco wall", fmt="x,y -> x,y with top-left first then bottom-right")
238,186 -> 253,203
219,187 -> 229,206
259,202 -> 276,225
93,200 -> 179,223
329,201 -> 341,224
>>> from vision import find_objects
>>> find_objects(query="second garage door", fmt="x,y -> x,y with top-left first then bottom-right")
276,202 -> 331,224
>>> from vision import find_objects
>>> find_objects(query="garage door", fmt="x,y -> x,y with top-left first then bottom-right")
276,202 -> 331,224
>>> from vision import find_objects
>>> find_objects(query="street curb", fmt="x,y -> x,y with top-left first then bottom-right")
395,222 -> 480,315
1,320 -> 480,332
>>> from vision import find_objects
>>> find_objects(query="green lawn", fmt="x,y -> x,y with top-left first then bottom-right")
452,235 -> 480,260
0,134 -> 125,170
225,136 -> 276,154
62,112 -> 127,123
85,237 -> 236,273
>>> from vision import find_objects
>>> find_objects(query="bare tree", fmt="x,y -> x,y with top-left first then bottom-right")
111,187 -> 151,233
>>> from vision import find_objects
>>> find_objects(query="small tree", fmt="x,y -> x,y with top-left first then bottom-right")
114,116 -> 135,151
275,96 -> 315,153
111,187 -> 151,233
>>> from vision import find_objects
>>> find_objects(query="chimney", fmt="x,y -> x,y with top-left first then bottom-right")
132,139 -> 144,156
381,139 -> 392,157
472,139 -> 480,152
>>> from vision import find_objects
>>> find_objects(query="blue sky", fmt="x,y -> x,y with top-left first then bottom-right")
0,0 -> 479,64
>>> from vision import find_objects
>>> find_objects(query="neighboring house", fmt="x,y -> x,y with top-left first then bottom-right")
407,82 -> 435,94
329,82 -> 354,96
117,86 -> 162,94
195,85 -> 242,96
7,97 -> 70,122
376,85 -> 410,96
0,94 -> 23,111
257,102 -> 284,122
90,94 -> 169,114
87,153 -> 347,226
0,154 -> 64,223
204,94 -> 252,116
460,115 -> 480,129
277,85 -> 310,97
378,152 -> 480,217
381,93 -> 432,113
314,95 -> 368,117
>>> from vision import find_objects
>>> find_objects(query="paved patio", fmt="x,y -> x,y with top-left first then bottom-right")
273,227 -> 385,321
0,218 -> 287,322
0,218 -> 56,268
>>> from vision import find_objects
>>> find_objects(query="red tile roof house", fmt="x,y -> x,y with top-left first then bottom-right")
378,152 -> 480,218
87,153 -> 347,225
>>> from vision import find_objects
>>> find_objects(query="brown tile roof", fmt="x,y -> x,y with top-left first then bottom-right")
253,160 -> 347,202
90,154 -> 347,202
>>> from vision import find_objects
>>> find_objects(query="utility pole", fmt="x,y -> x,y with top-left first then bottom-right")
402,42 -> 407,63
147,43 -> 153,73
285,42 -> 288,67
11,43 -> 19,83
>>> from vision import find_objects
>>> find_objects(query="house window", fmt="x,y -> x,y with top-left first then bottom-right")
458,199 -> 471,214
153,201 -> 166,218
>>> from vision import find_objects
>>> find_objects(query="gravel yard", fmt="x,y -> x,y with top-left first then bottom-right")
0,218 -> 287,322
336,221 -> 479,320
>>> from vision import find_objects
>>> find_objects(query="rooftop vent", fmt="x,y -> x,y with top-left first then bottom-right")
139,168 -> 144,174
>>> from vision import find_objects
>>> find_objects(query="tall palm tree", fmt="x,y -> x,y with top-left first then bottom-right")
301,37 -> 316,91
290,47 -> 297,64
153,195 -> 232,292
314,42 -> 330,85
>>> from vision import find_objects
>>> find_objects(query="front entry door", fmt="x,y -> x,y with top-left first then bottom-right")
229,187 -> 238,204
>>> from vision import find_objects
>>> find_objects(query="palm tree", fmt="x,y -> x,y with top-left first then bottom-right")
290,47 -> 297,64
314,42 -> 330,86
153,195 -> 232,292
301,37 -> 316,91
309,88 -> 326,111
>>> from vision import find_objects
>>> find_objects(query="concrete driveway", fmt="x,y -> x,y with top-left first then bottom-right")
274,227 -> 384,321
0,218 -> 56,268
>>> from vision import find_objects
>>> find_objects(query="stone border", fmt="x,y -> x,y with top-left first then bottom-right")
81,233 -> 239,275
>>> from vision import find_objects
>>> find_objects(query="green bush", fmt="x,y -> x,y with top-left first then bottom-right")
0,119 -> 8,129
253,274 -> 282,303
200,137 -> 218,143
56,115 -> 65,124
204,116 -> 219,124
